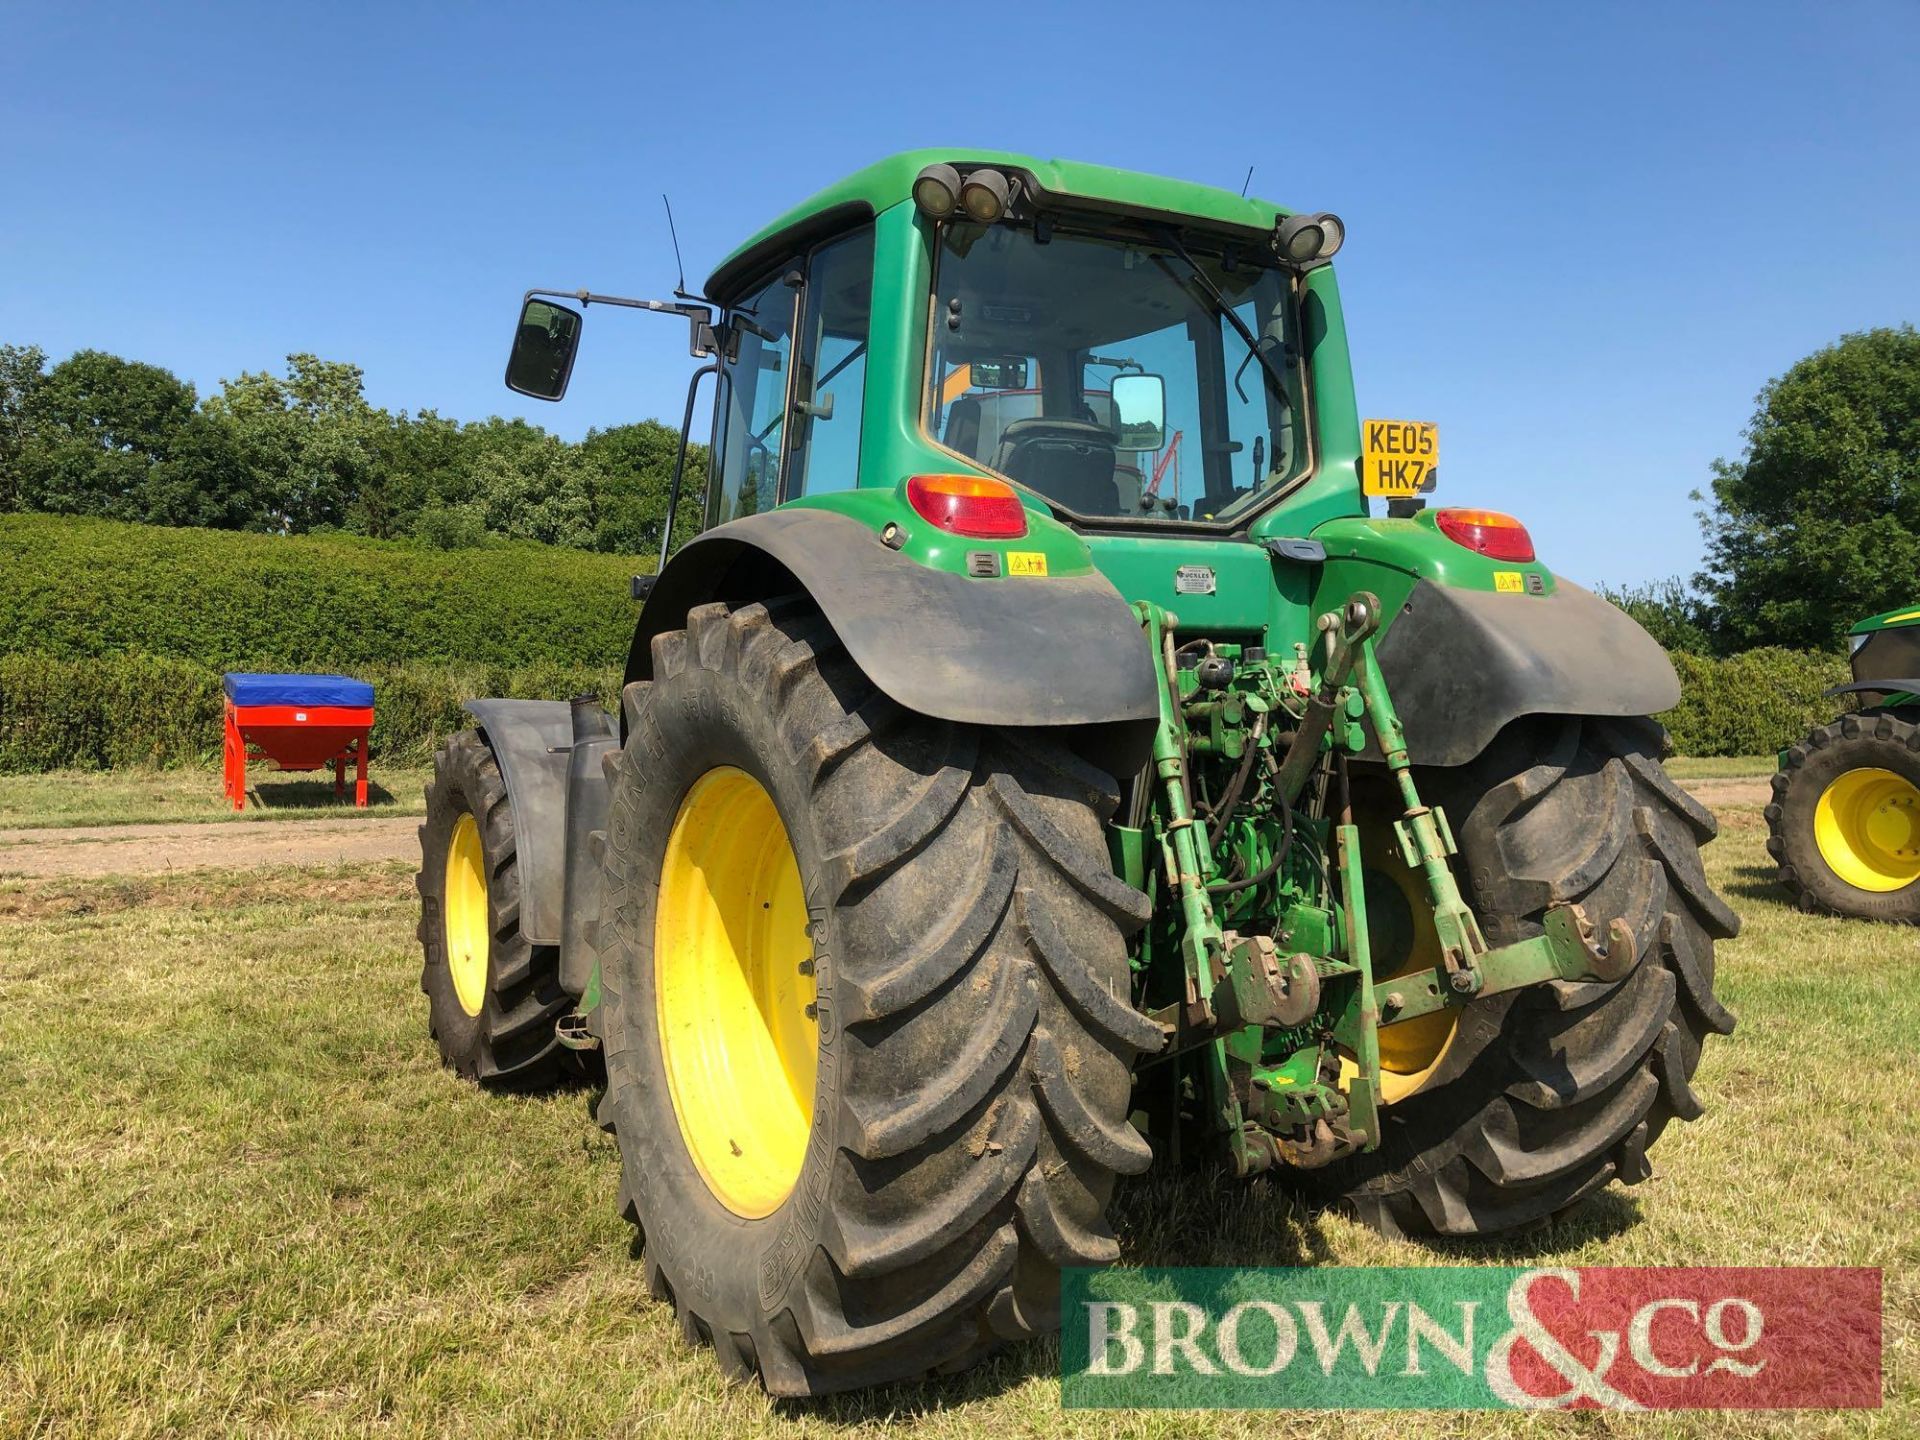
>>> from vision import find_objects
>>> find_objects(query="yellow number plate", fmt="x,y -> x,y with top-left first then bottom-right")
1007,552 -> 1048,577
1361,418 -> 1438,498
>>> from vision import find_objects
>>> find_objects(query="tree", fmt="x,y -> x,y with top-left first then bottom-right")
3,338 -> 714,556
145,413 -> 266,529
367,408 -> 465,540
1596,576 -> 1716,654
0,343 -> 46,511
1699,326 -> 1920,651
456,417 -> 596,549
205,354 -> 386,532
15,349 -> 198,521
583,419 -> 706,557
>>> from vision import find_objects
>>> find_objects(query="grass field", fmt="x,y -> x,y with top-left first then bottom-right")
0,754 -> 1778,832
2,799 -> 1914,1437
1661,755 -> 1776,780
0,766 -> 433,829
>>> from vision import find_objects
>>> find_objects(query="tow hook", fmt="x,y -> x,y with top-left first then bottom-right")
1545,901 -> 1638,982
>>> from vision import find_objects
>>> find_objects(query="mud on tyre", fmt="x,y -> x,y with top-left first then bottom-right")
592,597 -> 1162,1395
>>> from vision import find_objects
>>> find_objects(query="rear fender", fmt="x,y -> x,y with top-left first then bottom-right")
1372,579 -> 1680,767
626,509 -> 1159,758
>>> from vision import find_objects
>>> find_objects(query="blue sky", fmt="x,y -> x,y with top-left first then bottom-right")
3,1 -> 1916,587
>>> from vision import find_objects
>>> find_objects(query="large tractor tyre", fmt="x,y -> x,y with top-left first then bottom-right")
592,597 -> 1157,1396
1304,715 -> 1739,1238
1767,708 -> 1920,921
416,729 -> 580,1089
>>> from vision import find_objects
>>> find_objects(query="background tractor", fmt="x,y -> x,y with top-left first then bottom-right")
1770,604 -> 1920,919
413,151 -> 1739,1396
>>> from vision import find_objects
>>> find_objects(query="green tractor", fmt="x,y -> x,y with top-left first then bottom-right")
414,150 -> 1738,1395
1770,604 -> 1920,919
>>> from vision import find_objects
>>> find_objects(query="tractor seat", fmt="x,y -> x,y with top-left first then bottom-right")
943,393 -> 984,460
991,418 -> 1118,517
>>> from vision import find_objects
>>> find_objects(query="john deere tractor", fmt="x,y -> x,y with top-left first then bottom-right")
1770,604 -> 1920,919
415,151 -> 1738,1395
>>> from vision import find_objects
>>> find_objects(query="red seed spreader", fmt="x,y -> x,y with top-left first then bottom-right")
221,672 -> 375,810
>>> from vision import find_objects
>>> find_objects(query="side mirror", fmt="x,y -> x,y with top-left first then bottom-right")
505,297 -> 583,400
1110,372 -> 1166,450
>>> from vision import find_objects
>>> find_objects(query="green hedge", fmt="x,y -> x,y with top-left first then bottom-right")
0,647 -> 1853,773
0,513 -> 641,670
1658,648 -> 1853,757
0,510 -> 1862,770
0,652 -> 619,772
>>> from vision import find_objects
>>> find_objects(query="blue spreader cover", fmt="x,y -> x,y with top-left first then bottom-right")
222,672 -> 375,709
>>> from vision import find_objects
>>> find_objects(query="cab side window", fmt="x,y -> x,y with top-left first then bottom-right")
708,226 -> 876,524
711,271 -> 798,525
788,227 -> 874,497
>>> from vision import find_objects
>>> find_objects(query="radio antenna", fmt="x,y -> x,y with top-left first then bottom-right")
1239,165 -> 1255,199
662,193 -> 689,297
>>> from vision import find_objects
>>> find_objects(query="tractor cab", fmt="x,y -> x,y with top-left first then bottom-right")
506,151 -> 1362,558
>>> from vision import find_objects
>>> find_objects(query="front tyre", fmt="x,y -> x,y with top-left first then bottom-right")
594,598 -> 1158,1396
416,729 -> 578,1089
1306,716 -> 1739,1237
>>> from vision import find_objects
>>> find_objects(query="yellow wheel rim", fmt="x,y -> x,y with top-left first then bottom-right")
1815,767 -> 1920,892
1342,796 -> 1458,1105
655,767 -> 817,1219
443,811 -> 491,1018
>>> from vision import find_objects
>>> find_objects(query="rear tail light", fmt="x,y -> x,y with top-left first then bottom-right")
1434,507 -> 1535,563
905,474 -> 1028,539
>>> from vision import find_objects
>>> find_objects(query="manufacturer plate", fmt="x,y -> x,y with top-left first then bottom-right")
1175,565 -> 1217,596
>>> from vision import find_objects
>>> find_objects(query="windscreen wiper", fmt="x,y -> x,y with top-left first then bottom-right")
1150,228 -> 1293,408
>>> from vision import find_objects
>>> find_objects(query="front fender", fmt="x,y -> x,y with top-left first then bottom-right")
1373,579 -> 1680,767
627,509 -> 1160,731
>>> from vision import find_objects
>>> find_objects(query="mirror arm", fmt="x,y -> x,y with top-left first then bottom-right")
659,361 -> 721,575
523,288 -> 719,358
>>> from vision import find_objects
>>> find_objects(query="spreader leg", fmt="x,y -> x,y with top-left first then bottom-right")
355,737 -> 368,808
223,709 -> 245,811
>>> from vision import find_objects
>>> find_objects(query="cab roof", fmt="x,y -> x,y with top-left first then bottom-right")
1851,603 -> 1920,636
706,148 -> 1295,301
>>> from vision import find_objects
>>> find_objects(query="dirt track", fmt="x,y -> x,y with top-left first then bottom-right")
0,779 -> 1772,881
0,817 -> 419,878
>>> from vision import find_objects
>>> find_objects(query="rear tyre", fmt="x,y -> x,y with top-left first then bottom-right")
594,598 -> 1158,1395
1301,716 -> 1739,1237
1767,709 -> 1920,921
416,728 -> 578,1089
